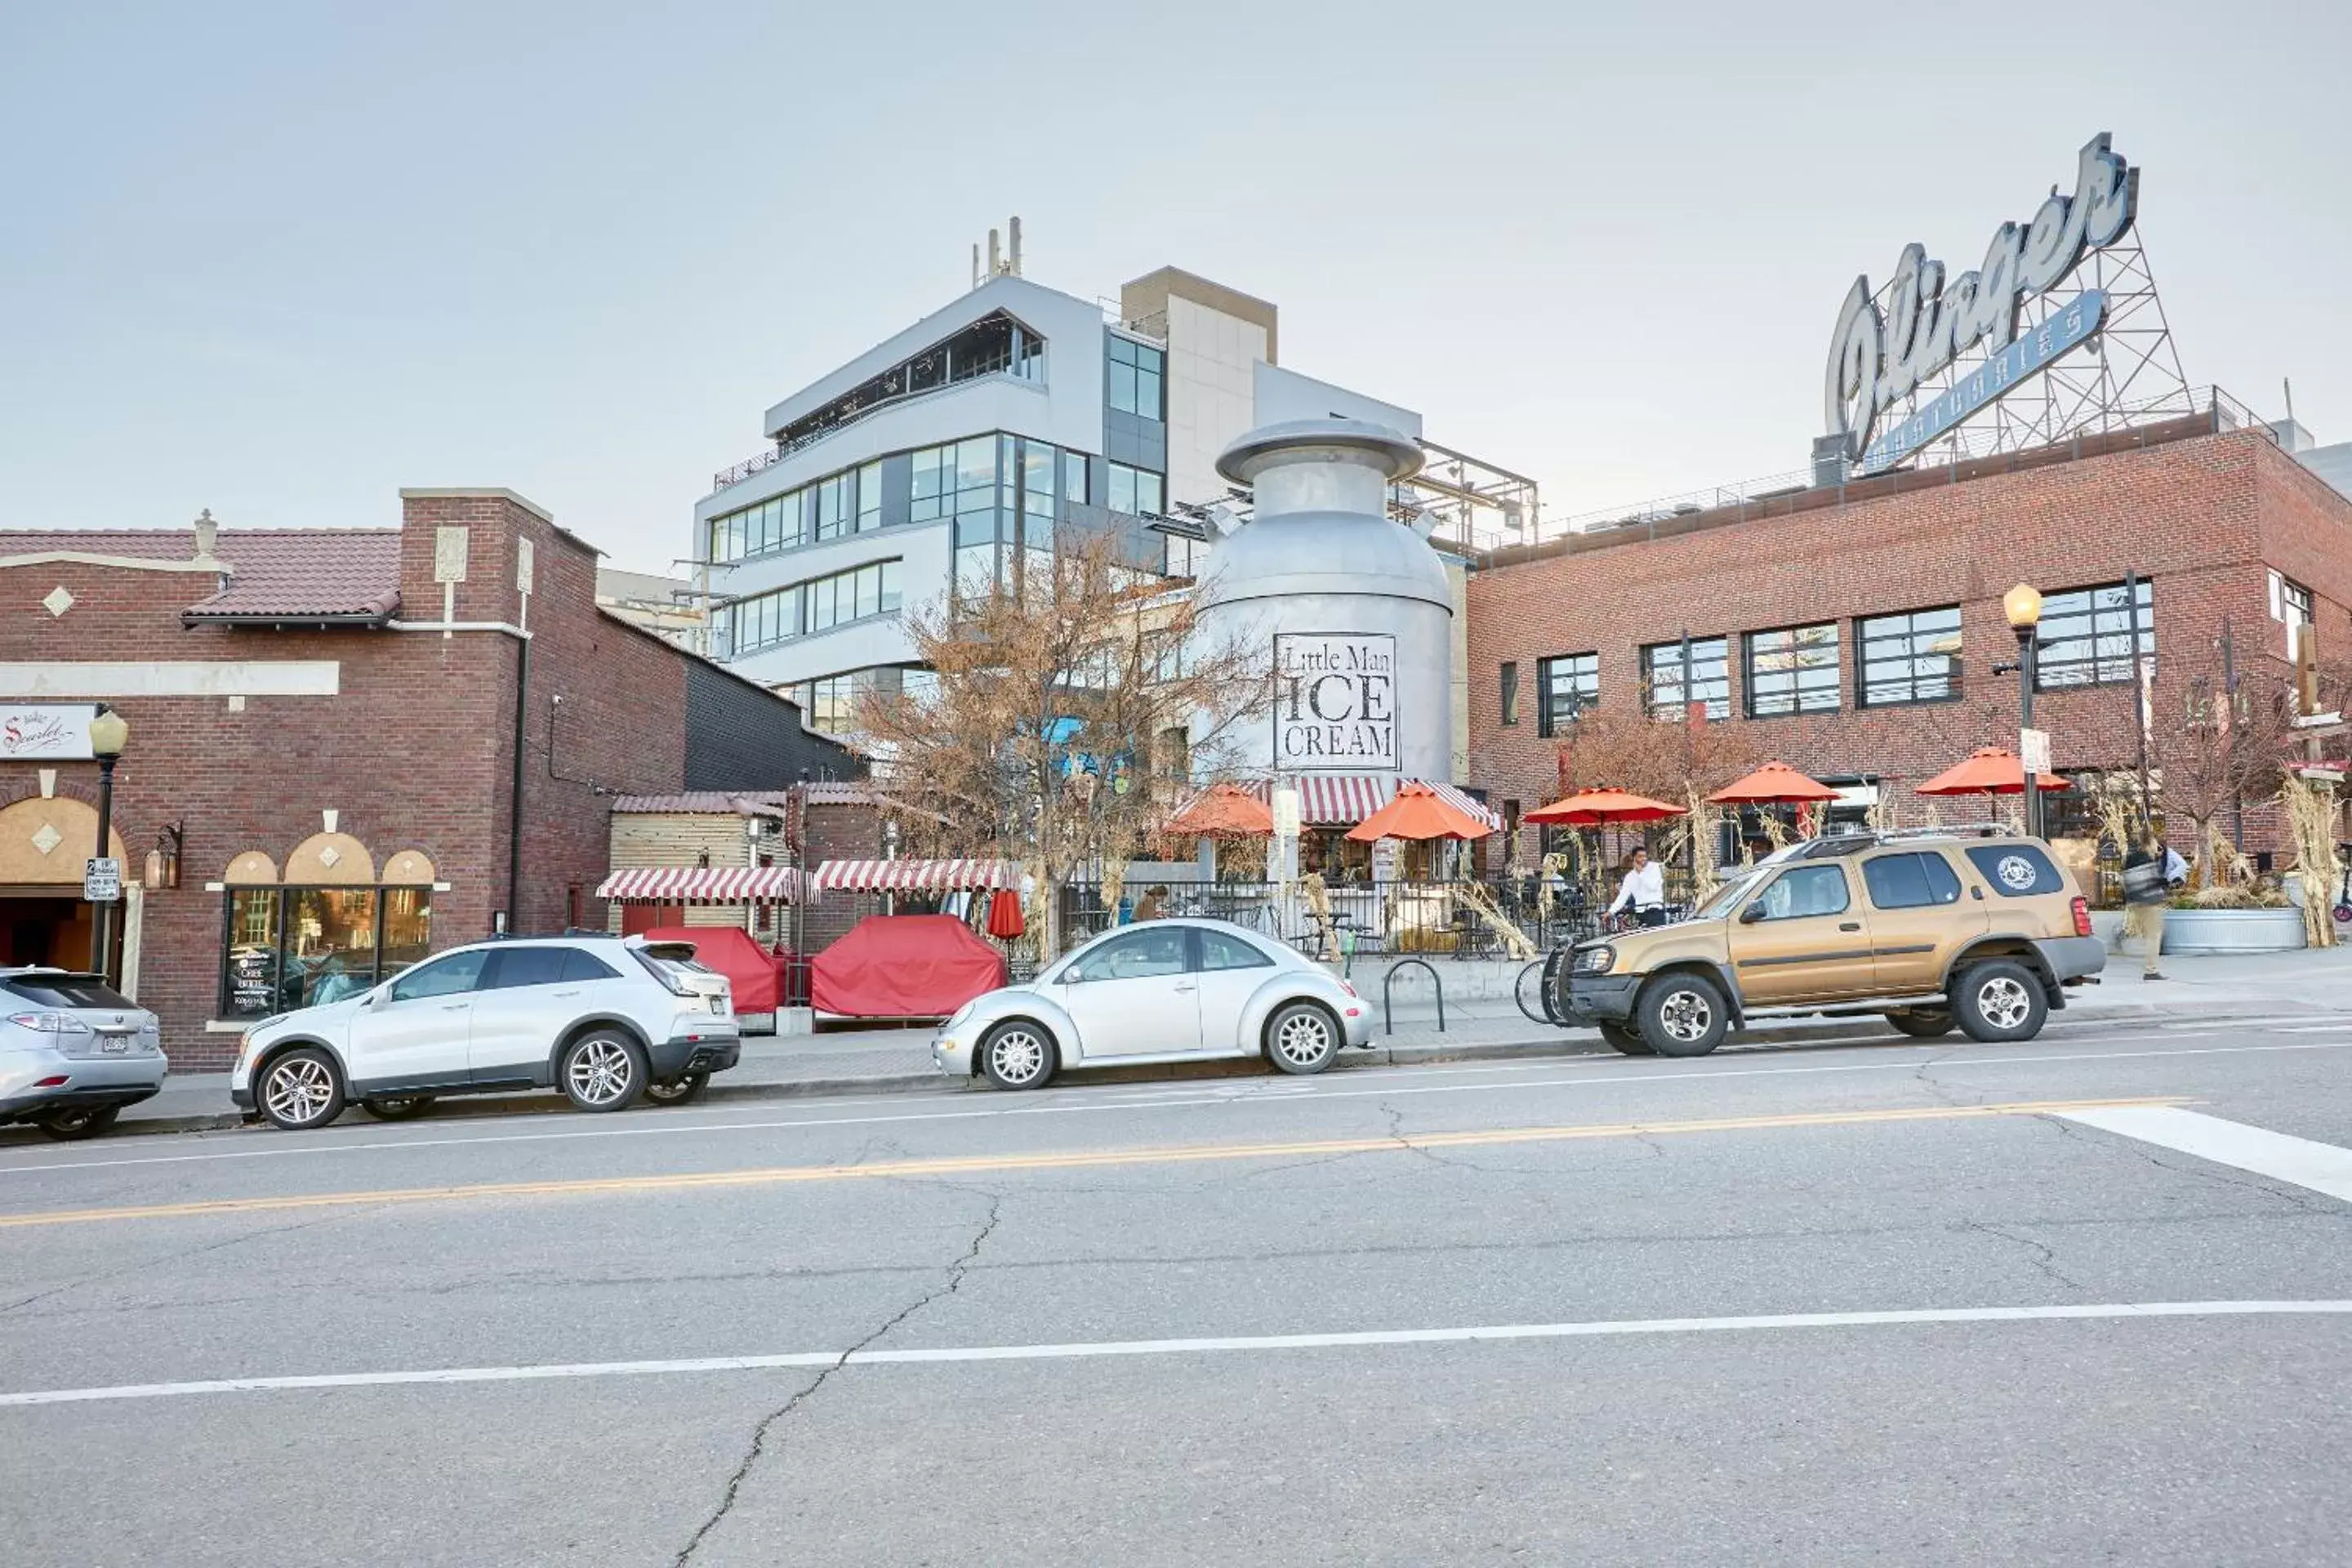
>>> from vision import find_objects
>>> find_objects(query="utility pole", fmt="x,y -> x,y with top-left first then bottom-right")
2221,616 -> 2244,850
2127,571 -> 2152,831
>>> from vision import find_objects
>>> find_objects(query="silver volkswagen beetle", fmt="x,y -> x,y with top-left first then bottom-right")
933,918 -> 1373,1090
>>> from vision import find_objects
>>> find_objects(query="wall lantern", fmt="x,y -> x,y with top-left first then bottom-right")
144,822 -> 185,891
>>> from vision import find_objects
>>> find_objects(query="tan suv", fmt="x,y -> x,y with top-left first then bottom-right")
1559,827 -> 2105,1057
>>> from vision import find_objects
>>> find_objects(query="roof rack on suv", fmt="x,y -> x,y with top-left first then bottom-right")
485,928 -> 627,941
1785,823 -> 2016,858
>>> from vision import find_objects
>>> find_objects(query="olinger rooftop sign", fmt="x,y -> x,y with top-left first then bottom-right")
1824,133 -> 2136,474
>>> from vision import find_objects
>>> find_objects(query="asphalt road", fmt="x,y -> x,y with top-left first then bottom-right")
4,1013 -> 2350,1566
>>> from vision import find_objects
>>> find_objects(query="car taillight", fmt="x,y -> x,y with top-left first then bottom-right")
7,1011 -> 87,1034
2070,897 -> 2092,938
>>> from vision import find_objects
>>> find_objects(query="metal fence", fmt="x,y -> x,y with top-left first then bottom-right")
1057,872 -> 1707,960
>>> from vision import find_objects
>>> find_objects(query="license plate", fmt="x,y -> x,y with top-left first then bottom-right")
100,1036 -> 130,1054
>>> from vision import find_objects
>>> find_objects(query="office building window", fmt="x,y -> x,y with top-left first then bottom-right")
1857,606 -> 1962,707
1107,462 -> 1165,518
1535,653 -> 1598,737
706,488 -> 805,564
812,472 -> 853,542
857,461 -> 882,532
1107,336 -> 1165,421
1063,450 -> 1089,506
722,560 -> 901,656
2036,579 -> 2154,690
1642,637 -> 1729,720
1499,662 -> 1520,727
2271,570 -> 2314,659
1744,624 -> 1841,717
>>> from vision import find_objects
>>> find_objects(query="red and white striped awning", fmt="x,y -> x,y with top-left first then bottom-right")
595,866 -> 809,903
1200,777 -> 1502,831
810,858 -> 1019,893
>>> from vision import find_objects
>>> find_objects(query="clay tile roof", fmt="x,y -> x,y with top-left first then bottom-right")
182,530 -> 404,622
608,791 -> 800,815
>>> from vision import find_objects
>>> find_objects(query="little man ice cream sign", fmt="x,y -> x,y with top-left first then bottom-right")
1274,634 -> 1396,769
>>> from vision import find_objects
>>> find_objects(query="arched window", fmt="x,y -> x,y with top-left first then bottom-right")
216,839 -> 444,1022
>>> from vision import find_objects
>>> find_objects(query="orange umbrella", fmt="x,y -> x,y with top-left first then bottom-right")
1708,760 -> 1840,806
1524,787 -> 1689,826
1345,782 -> 1494,842
1914,746 -> 2069,796
1166,782 -> 1274,838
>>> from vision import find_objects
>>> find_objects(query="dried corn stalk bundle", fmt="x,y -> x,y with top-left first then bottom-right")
2279,773 -> 2341,949
1454,879 -> 1536,960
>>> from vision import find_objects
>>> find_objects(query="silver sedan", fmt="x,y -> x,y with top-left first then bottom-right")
933,918 -> 1373,1090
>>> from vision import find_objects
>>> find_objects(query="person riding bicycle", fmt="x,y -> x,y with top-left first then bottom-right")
1606,846 -> 1668,929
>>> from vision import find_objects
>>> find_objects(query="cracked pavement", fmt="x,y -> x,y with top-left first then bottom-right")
1,1012 -> 2348,1565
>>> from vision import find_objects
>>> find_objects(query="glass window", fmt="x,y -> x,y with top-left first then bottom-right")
1535,653 -> 1598,737
911,445 -> 950,523
956,437 -> 996,497
1858,606 -> 1962,707
1070,926 -> 1189,982
1064,450 -> 1089,506
855,564 -> 881,620
388,947 -> 489,1003
1643,637 -> 1729,720
488,946 -> 570,989
381,886 -> 432,976
813,474 -> 850,541
1863,853 -> 1963,910
1107,462 -> 1165,517
1023,442 -> 1057,519
1750,865 -> 1851,921
286,888 -> 378,1009
857,461 -> 883,532
1963,844 -> 2065,897
564,948 -> 621,982
1744,624 -> 1841,718
1499,662 -> 1520,727
879,559 -> 902,613
221,887 -> 284,1019
1198,930 -> 1274,971
3,973 -> 135,1009
2036,579 -> 2154,690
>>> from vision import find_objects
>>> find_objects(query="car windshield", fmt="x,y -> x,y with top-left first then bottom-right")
1692,872 -> 1764,920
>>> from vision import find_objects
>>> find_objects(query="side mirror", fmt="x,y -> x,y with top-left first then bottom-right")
1738,903 -> 1766,924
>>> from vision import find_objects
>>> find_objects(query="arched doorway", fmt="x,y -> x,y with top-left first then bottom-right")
0,797 -> 128,969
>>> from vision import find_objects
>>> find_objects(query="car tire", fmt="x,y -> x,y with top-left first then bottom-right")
34,1104 -> 121,1141
1886,1011 -> 1955,1039
258,1046 -> 346,1131
558,1031 -> 648,1112
1599,1022 -> 1655,1056
644,1072 -> 710,1107
1637,973 -> 1729,1058
1952,960 -> 2048,1043
361,1095 -> 435,1121
979,1021 -> 1057,1091
1265,1001 -> 1339,1076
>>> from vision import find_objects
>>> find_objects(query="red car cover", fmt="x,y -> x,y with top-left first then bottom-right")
810,915 -> 1007,1018
639,926 -> 784,1015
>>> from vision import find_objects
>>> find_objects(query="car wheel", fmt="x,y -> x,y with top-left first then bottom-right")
1599,1022 -> 1654,1056
644,1072 -> 710,1107
361,1095 -> 435,1121
1266,1002 -> 1339,1076
1637,973 -> 1729,1058
559,1031 -> 648,1112
978,1021 -> 1057,1090
259,1047 -> 346,1131
1952,960 -> 2048,1043
35,1104 -> 121,1141
1886,1011 -> 1955,1039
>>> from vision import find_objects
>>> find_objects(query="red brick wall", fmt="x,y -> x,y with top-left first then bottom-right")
1465,430 -> 2352,847
0,494 -> 699,1067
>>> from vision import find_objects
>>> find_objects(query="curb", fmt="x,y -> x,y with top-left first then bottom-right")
38,995 -> 2337,1147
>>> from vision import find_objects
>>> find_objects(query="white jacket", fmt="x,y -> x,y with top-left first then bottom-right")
1608,861 -> 1666,915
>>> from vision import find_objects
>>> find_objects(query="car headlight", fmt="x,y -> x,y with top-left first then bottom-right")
1578,945 -> 1615,975
944,1000 -> 976,1029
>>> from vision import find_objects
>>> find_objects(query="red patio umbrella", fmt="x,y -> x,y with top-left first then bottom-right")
983,887 -> 1026,940
1345,782 -> 1494,843
1524,787 -> 1689,826
1914,746 -> 2069,797
1707,760 -> 1840,806
1166,782 -> 1275,838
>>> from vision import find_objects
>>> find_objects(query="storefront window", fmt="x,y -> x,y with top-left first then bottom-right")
216,880 -> 436,1021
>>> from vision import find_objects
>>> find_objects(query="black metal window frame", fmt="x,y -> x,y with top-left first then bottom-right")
216,882 -> 435,1022
1855,605 -> 1962,708
1642,636 -> 1729,721
1107,336 -> 1165,421
1499,661 -> 1520,727
1535,652 -> 1598,737
1744,623 -> 1841,719
2035,578 -> 2154,690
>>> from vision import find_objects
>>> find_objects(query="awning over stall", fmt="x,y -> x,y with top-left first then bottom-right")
809,858 -> 1019,893
595,866 -> 809,903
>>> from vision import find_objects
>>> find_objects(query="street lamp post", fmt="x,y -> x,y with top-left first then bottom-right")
2003,585 -> 2044,841
87,705 -> 128,974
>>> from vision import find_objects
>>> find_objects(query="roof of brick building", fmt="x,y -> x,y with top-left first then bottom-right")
2,526 -> 405,623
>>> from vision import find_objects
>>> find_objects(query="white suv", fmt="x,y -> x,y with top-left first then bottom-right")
231,934 -> 738,1131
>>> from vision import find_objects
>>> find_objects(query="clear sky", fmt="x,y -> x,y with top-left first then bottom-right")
4,2 -> 2347,574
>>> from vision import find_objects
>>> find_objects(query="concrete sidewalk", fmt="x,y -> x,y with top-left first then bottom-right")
12,944 -> 2348,1145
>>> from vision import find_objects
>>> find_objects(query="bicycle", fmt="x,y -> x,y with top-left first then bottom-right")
2332,843 -> 2350,928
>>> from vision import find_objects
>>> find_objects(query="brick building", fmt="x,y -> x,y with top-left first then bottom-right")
1463,416 -> 2352,858
0,490 -> 854,1067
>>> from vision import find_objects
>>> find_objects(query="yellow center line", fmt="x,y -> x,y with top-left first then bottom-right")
0,1097 -> 2188,1230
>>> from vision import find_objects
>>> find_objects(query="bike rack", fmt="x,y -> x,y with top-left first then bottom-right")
1383,957 -> 1445,1035
1517,949 -> 1575,1027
